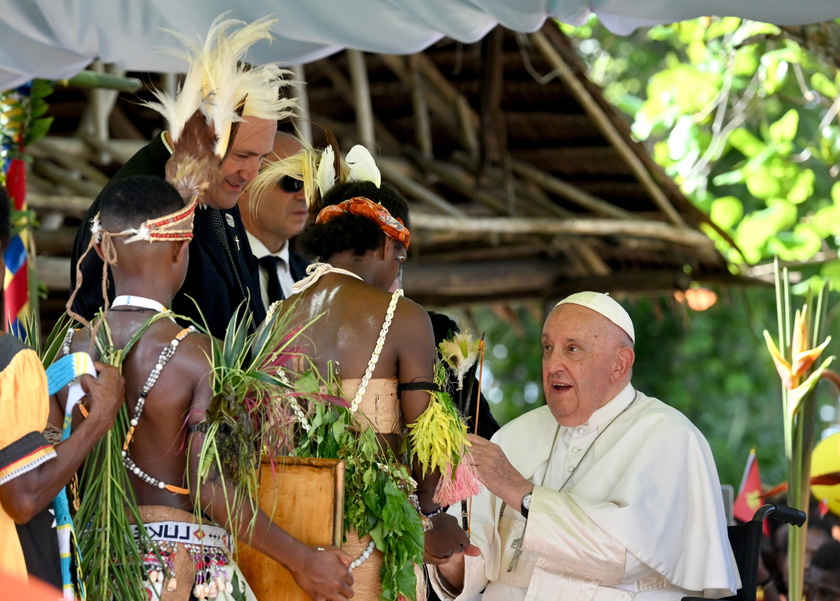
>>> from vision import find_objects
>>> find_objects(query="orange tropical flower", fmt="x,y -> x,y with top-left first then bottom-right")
764,306 -> 832,391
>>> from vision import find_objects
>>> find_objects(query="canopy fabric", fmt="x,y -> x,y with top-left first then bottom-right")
1,0 -> 839,90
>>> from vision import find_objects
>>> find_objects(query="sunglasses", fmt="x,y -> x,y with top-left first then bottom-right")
279,175 -> 304,193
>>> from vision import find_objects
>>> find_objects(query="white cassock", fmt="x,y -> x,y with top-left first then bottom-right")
430,383 -> 739,601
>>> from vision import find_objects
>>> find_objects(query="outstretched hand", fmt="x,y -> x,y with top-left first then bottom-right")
291,545 -> 355,601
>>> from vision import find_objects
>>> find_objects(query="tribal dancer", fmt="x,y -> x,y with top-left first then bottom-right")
59,175 -> 354,601
255,144 -> 472,600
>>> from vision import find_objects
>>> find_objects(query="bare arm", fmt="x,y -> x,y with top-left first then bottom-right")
0,362 -> 124,522
394,302 -> 470,563
184,351 -> 354,601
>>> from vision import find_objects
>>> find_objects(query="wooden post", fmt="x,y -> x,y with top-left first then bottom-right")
347,49 -> 375,151
291,64 -> 312,145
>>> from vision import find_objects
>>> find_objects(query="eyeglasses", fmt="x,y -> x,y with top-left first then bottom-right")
278,176 -> 304,193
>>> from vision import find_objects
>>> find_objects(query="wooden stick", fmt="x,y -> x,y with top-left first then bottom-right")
474,336 -> 486,436
467,336 -> 487,534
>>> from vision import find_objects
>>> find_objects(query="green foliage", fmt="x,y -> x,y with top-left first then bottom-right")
295,401 -> 424,601
0,79 -> 54,162
561,17 -> 840,290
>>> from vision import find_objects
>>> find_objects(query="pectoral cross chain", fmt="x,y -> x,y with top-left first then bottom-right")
506,536 -> 523,572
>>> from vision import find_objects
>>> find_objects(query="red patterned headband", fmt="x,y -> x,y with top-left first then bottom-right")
316,196 -> 410,250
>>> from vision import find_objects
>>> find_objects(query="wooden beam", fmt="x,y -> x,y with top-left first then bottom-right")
410,213 -> 719,252
530,29 -> 687,227
346,50 -> 375,151
27,193 -> 93,218
509,158 -> 633,219
409,54 -> 433,159
378,156 -> 466,217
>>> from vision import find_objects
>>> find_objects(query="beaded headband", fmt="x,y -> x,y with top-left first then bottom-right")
66,199 -> 197,326
316,196 -> 410,250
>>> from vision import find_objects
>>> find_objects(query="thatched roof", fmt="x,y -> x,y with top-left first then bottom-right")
27,22 -> 742,319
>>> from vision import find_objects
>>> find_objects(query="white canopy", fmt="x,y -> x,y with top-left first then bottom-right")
1,0 -> 839,90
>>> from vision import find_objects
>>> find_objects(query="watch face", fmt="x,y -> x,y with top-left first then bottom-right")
522,493 -> 531,510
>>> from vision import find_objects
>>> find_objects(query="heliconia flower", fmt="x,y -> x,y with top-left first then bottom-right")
763,307 -> 832,391
438,331 -> 481,390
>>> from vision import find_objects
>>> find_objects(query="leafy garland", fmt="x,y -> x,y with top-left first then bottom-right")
72,312 -> 172,601
293,380 -> 425,601
292,333 -> 481,601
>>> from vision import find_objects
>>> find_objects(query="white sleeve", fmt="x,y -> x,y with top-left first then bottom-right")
521,485 -> 627,584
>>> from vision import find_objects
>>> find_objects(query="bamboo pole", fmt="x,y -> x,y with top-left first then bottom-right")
31,138 -> 110,186
450,151 -> 574,219
291,64 -> 313,145
410,213 -> 717,249
27,193 -> 95,217
409,55 -> 433,159
529,30 -> 686,227
509,159 -> 634,220
347,50 -> 375,151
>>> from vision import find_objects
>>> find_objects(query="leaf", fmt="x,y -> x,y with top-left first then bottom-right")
709,196 -> 743,230
728,128 -> 766,159
768,109 -> 799,146
787,169 -> 814,205
811,72 -> 838,99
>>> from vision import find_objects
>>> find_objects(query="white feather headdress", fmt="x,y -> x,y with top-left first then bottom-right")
247,139 -> 382,219
142,14 -> 297,199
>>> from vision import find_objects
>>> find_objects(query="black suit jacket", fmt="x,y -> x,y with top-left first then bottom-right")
288,248 -> 310,283
69,134 -> 266,339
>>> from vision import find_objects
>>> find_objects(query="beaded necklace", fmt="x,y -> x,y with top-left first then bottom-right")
66,295 -> 196,495
122,325 -> 196,495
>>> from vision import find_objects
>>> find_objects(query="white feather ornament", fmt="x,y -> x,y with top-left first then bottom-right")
345,145 -> 381,188
315,146 -> 337,198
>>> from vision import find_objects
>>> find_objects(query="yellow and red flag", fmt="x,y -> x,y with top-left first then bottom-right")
733,449 -> 764,523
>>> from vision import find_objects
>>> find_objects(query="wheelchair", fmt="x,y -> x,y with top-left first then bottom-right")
683,503 -> 806,601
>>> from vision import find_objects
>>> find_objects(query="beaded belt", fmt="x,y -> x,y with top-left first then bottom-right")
131,520 -> 233,553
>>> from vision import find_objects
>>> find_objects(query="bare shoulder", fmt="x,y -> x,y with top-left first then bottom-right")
395,294 -> 432,327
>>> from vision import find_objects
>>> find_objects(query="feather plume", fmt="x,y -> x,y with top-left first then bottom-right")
345,144 -> 381,188
165,110 -> 219,201
142,12 -> 297,183
315,146 -> 336,199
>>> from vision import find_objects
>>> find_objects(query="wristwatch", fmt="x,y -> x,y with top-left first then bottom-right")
521,493 -> 532,518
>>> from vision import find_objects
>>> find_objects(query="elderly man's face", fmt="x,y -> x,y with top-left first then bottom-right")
204,116 -> 277,210
541,303 -> 630,427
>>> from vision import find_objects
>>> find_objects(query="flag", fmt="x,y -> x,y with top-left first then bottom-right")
1,84 -> 32,334
733,449 -> 764,523
3,157 -> 29,334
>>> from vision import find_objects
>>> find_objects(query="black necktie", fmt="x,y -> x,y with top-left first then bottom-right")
259,255 -> 285,303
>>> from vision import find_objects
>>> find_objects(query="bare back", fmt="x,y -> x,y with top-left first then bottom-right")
282,273 -> 437,450
66,311 -> 213,511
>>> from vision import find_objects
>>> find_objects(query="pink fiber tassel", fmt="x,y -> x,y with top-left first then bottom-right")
433,454 -> 482,506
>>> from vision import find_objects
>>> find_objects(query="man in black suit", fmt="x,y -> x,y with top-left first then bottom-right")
237,132 -> 311,305
69,116 -> 276,338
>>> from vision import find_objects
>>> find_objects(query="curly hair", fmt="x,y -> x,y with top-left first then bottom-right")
98,175 -> 185,231
298,181 -> 409,259
0,185 -> 10,252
